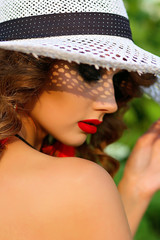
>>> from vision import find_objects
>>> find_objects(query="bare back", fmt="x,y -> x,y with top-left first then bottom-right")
0,140 -> 131,240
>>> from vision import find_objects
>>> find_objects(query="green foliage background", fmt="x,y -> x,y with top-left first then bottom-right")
113,0 -> 160,239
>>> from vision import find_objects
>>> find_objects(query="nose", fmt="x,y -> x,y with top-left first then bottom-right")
92,96 -> 118,114
92,80 -> 118,114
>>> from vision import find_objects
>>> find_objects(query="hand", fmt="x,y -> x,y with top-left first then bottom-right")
121,119 -> 160,199
118,119 -> 160,235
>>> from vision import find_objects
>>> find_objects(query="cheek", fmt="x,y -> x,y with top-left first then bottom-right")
50,61 -> 116,103
29,91 -> 90,145
50,71 -> 107,102
50,68 -> 90,98
31,91 -> 91,127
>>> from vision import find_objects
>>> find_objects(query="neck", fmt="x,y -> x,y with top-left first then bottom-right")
18,113 -> 47,150
0,114 -> 48,176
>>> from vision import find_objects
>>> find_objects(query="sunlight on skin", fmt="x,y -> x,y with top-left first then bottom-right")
17,60 -> 119,148
48,60 -> 116,105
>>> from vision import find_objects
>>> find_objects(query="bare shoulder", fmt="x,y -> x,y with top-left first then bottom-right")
39,156 -> 132,240
44,155 -> 119,193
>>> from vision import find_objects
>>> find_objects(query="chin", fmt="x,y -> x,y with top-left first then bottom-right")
60,133 -> 87,147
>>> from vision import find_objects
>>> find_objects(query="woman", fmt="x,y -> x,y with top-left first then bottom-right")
0,0 -> 160,239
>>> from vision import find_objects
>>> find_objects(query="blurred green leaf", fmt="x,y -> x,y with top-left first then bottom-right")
114,1 -> 160,238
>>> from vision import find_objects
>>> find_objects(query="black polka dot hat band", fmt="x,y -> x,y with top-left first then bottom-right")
0,13 -> 132,42
0,0 -> 160,102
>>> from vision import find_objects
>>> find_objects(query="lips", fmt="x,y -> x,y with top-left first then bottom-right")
78,119 -> 102,134
81,119 -> 102,125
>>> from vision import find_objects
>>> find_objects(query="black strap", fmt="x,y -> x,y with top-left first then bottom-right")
15,134 -> 35,149
0,12 -> 132,41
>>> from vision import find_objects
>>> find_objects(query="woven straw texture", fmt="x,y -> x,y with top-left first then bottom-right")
0,0 -> 159,76
0,35 -> 159,75
0,0 -> 128,22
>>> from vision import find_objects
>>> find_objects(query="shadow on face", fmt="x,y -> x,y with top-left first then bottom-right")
46,60 -> 118,105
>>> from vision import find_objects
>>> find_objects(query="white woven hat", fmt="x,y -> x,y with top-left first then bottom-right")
0,0 -> 160,101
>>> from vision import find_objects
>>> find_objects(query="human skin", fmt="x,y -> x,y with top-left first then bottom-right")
24,61 -> 159,237
118,119 -> 160,236
0,59 -> 158,238
20,60 -> 118,149
0,144 -> 132,239
0,60 -> 132,239
8,60 -> 159,237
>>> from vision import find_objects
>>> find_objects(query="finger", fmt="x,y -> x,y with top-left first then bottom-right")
150,136 -> 160,163
138,119 -> 160,146
148,118 -> 160,132
128,119 -> 160,163
137,132 -> 158,149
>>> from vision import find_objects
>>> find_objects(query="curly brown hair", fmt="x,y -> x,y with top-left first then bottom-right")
0,49 -> 156,176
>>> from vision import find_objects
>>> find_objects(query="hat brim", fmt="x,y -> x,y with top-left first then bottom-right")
0,35 -> 159,74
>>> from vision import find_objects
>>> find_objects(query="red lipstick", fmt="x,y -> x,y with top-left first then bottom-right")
78,119 -> 102,134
